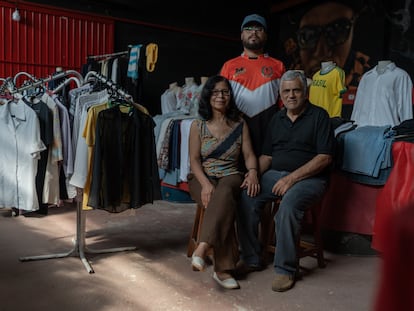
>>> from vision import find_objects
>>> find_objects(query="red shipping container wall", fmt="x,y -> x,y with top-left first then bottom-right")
0,1 -> 114,84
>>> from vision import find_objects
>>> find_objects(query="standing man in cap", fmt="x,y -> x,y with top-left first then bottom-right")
220,13 -> 286,157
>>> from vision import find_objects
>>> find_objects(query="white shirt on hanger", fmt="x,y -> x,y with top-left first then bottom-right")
161,82 -> 181,114
179,119 -> 196,182
69,89 -> 109,188
351,62 -> 413,127
0,99 -> 46,211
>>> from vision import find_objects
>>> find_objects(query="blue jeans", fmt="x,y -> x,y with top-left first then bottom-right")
238,170 -> 327,275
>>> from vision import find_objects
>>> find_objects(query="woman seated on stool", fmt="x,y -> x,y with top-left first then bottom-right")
188,75 -> 260,289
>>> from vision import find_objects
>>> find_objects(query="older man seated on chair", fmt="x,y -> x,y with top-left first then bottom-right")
237,70 -> 335,292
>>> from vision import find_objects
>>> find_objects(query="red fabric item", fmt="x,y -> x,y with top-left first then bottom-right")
320,171 -> 381,235
374,206 -> 414,311
371,141 -> 414,252
160,181 -> 189,192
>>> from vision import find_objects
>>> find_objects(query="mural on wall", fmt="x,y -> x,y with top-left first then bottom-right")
385,0 -> 414,81
274,0 -> 414,111
275,0 -> 382,93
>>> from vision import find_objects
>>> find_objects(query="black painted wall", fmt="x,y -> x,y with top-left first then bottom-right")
24,0 -> 414,116
23,0 -> 272,116
113,22 -> 242,116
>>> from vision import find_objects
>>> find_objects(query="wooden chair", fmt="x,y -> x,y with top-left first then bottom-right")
187,203 -> 215,264
261,198 -> 326,268
187,203 -> 204,257
188,198 -> 326,270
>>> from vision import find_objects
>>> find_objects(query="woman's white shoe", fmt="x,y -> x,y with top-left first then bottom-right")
191,254 -> 206,271
213,272 -> 240,289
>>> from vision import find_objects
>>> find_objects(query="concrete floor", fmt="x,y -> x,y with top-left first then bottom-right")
0,200 -> 381,311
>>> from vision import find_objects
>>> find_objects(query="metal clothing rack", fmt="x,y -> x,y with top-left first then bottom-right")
19,197 -> 137,274
87,50 -> 129,60
13,71 -> 39,86
51,76 -> 83,94
85,70 -> 133,102
18,70 -> 137,273
8,70 -> 84,94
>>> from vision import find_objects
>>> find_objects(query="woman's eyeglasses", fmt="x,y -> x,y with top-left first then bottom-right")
212,89 -> 231,97
297,18 -> 354,50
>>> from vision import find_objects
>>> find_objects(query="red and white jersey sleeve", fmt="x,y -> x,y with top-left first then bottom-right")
220,53 -> 285,118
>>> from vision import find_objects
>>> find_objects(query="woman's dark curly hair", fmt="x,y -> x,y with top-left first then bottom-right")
198,75 -> 241,122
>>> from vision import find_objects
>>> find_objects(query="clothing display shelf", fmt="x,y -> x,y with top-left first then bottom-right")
18,69 -> 136,274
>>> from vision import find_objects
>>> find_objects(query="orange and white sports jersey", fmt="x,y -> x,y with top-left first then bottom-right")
220,53 -> 285,118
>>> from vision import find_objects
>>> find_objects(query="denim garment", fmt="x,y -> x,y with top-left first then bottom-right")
341,125 -> 394,177
344,166 -> 391,186
238,169 -> 327,275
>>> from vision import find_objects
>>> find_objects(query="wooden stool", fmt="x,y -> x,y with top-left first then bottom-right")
187,203 -> 204,257
262,198 -> 326,268
187,203 -> 214,261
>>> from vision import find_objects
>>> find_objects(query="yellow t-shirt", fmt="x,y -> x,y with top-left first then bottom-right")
309,66 -> 347,117
82,102 -> 109,210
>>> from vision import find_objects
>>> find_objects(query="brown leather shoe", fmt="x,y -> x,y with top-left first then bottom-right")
271,273 -> 295,292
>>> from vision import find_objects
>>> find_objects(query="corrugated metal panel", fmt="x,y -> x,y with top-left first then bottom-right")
0,2 -> 114,82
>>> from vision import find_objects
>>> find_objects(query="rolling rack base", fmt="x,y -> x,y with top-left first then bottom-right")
19,201 -> 137,274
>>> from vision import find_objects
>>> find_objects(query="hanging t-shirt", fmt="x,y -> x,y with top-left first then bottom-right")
309,65 -> 347,118
177,81 -> 198,114
161,86 -> 180,114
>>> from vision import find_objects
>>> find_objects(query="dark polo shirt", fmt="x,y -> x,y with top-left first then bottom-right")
262,102 -> 335,178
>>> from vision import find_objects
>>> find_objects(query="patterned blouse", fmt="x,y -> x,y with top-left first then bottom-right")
196,119 -> 243,178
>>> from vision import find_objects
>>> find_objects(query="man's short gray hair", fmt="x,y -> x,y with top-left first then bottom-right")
279,70 -> 308,94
